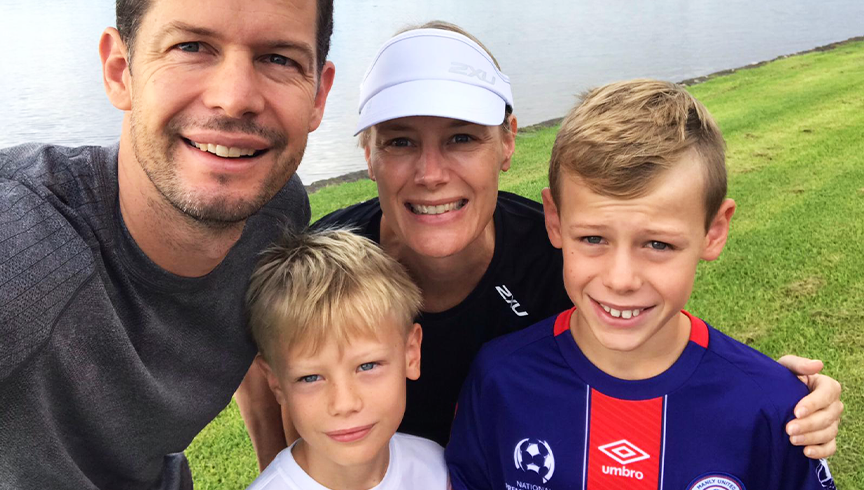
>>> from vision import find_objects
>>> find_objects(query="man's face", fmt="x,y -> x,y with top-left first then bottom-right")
542,153 -> 733,375
124,0 -> 332,224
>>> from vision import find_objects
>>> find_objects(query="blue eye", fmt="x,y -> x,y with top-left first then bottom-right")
267,54 -> 295,66
648,241 -> 672,251
298,374 -> 321,383
358,362 -> 378,372
387,138 -> 412,148
582,236 -> 604,244
176,42 -> 200,53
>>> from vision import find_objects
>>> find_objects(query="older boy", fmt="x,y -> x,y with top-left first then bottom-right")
446,80 -> 837,490
246,227 -> 448,490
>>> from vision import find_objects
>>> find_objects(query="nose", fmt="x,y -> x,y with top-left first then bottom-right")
602,248 -> 642,294
413,145 -> 449,188
202,51 -> 266,118
327,379 -> 363,417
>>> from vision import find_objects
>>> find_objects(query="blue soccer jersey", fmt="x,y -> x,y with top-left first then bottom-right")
446,308 -> 837,490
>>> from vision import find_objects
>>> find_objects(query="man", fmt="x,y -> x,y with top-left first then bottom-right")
0,0 -> 334,488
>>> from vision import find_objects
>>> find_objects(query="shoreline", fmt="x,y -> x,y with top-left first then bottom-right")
305,35 -> 864,194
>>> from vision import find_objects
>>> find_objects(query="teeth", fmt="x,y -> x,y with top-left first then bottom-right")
410,200 -> 465,215
191,141 -> 257,158
600,302 -> 643,319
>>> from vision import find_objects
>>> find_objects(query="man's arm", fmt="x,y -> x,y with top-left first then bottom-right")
0,178 -> 92,382
234,357 -> 295,471
777,355 -> 843,459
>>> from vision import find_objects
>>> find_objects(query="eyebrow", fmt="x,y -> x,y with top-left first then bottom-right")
155,21 -> 316,65
568,223 -> 685,238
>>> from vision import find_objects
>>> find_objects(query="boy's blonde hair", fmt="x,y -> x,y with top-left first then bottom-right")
247,227 -> 422,363
549,79 -> 727,230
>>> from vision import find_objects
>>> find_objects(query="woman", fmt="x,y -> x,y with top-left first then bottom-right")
237,21 -> 842,470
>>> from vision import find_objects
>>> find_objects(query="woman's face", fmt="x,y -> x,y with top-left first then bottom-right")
365,116 -> 517,259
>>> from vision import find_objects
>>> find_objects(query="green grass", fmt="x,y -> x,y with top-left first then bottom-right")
186,40 -> 864,488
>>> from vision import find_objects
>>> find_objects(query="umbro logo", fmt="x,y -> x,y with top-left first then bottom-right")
598,439 -> 650,465
599,440 -> 649,481
495,285 -> 528,317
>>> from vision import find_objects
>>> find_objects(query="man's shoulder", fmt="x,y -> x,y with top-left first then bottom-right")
256,173 -> 311,230
1,143 -> 113,191
0,144 -> 106,381
703,323 -> 810,417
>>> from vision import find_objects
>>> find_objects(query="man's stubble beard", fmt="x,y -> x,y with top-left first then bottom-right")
129,107 -> 303,230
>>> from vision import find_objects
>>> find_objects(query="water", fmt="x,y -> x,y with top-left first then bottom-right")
1,0 -> 861,184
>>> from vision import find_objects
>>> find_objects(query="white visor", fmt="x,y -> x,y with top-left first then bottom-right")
355,28 -> 513,135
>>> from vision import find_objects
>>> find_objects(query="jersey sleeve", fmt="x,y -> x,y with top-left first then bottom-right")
760,378 -> 836,490
445,359 -> 495,490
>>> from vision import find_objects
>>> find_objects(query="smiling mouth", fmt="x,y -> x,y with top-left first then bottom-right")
184,138 -> 267,159
406,199 -> 468,215
597,301 -> 654,319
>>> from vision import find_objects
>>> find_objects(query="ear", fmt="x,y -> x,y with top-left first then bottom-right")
701,198 -> 736,261
256,355 -> 287,405
405,323 -> 422,381
541,187 -> 563,249
500,115 -> 518,173
307,61 -> 336,132
99,27 -> 132,111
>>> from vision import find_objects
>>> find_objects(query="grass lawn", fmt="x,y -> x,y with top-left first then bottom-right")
186,39 -> 864,488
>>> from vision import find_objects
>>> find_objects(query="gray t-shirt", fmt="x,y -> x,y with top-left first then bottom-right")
0,144 -> 310,489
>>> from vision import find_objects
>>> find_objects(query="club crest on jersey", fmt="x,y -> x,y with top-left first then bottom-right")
686,473 -> 746,490
513,438 -> 555,483
496,285 -> 528,317
816,458 -> 837,489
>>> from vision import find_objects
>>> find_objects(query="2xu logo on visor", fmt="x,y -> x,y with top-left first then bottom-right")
586,390 -> 663,489
449,62 -> 497,85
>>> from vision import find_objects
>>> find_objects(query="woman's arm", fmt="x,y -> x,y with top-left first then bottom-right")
234,357 -> 291,471
777,355 -> 843,459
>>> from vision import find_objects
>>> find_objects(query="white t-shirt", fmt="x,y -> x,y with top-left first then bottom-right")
246,432 -> 448,490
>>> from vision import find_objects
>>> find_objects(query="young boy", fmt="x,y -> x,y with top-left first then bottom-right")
445,80 -> 837,490
245,227 -> 448,490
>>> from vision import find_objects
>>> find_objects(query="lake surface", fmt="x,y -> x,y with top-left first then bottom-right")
1,0 -> 862,184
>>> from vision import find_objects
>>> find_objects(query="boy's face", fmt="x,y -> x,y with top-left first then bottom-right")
542,152 -> 735,375
260,319 -> 422,469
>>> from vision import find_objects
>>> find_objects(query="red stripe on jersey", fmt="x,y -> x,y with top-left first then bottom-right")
586,390 -> 663,490
553,307 -> 576,337
682,310 -> 709,348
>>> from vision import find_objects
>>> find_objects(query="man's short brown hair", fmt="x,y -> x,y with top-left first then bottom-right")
247,227 -> 422,364
548,79 -> 727,230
